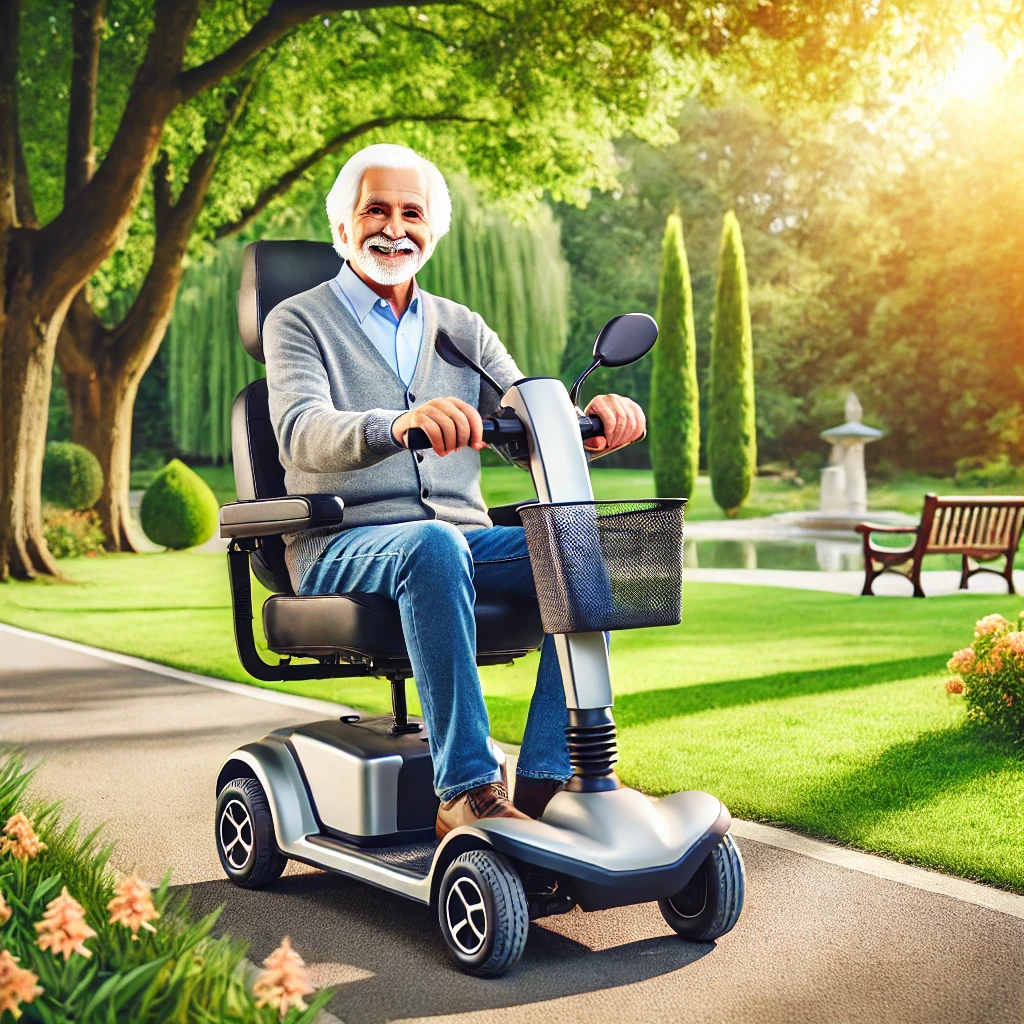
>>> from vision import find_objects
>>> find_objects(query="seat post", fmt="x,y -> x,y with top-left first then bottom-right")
387,676 -> 422,735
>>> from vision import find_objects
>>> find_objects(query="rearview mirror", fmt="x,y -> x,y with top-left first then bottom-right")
569,313 -> 659,405
434,331 -> 504,395
593,313 -> 659,367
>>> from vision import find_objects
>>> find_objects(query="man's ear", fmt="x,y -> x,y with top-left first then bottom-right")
338,222 -> 349,247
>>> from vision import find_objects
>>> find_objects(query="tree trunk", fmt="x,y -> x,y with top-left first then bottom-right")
0,239 -> 66,580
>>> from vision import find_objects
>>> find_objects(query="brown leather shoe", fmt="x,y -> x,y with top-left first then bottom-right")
436,781 -> 529,840
512,777 -> 565,819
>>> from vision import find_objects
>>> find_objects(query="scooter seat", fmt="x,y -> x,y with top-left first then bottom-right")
262,591 -> 544,661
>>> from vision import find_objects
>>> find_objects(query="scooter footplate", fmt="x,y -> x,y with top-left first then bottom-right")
307,835 -> 438,878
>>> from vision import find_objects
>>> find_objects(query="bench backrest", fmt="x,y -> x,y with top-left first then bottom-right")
919,494 -> 1024,556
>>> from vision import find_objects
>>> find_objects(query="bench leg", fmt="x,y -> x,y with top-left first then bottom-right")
1004,554 -> 1017,595
911,558 -> 926,598
959,554 -> 972,591
861,561 -> 876,596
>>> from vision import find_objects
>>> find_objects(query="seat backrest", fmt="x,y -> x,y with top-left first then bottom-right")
924,496 -> 1024,554
233,240 -> 343,593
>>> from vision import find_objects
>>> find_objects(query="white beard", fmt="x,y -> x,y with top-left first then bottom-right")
350,233 -> 431,286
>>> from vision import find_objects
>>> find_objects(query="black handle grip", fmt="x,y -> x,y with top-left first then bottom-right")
405,412 -> 605,451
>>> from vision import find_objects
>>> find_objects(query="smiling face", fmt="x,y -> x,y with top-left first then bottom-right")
339,165 -> 433,286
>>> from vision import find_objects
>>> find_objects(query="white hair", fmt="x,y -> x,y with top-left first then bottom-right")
325,143 -> 452,259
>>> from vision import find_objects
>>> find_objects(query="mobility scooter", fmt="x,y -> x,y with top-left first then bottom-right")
215,239 -> 744,976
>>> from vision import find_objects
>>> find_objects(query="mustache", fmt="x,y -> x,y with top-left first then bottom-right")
363,234 -> 420,256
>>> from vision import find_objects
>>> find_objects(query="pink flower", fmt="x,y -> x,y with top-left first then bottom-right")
998,631 -> 1024,659
253,937 -> 315,1019
980,650 -> 1005,674
947,648 -> 976,674
0,949 -> 43,1020
0,891 -> 10,926
1,814 -> 46,861
107,876 -> 160,938
946,677 -> 965,695
975,614 -> 1011,637
35,887 -> 97,960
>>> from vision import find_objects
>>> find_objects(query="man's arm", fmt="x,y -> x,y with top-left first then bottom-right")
263,305 -> 406,474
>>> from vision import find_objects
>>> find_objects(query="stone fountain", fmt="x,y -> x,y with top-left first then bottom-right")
818,392 -> 883,517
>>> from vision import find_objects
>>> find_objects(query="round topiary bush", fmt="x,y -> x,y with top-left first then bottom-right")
139,459 -> 219,550
41,441 -> 104,510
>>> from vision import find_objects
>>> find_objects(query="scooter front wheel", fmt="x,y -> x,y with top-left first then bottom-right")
659,832 -> 744,942
438,849 -> 529,977
216,776 -> 288,889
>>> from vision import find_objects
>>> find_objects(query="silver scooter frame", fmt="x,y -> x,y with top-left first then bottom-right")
219,376 -> 732,912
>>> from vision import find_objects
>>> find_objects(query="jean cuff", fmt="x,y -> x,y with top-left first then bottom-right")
438,768 -> 504,805
515,769 -> 573,782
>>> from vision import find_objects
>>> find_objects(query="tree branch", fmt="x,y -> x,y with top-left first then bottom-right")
0,0 -> 20,249
64,0 -> 106,201
215,112 -> 493,239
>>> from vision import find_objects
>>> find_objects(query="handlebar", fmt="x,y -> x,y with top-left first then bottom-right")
405,412 -> 604,451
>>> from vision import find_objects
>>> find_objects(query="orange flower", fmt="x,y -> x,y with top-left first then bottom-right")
107,875 -> 160,938
0,949 -> 43,1020
0,890 -> 11,926
253,937 -> 315,1019
975,613 -> 1011,637
947,647 -> 976,674
34,886 -> 97,960
998,631 -> 1024,659
1004,693 -> 1014,706
0,814 -> 46,861
946,677 -> 965,695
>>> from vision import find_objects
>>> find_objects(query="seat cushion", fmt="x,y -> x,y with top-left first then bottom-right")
263,591 -> 544,660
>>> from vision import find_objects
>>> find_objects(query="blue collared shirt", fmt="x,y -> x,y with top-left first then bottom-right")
328,261 -> 423,387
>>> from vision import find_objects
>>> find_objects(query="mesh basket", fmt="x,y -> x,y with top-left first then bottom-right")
518,499 -> 686,634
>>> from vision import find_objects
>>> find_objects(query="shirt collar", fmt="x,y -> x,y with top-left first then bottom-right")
336,260 -> 421,322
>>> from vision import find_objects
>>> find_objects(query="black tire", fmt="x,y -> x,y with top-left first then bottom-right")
658,832 -> 745,942
437,849 -> 529,977
216,776 -> 287,889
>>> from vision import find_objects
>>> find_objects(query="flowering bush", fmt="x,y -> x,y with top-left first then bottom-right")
946,611 -> 1024,743
0,753 -> 331,1023
41,506 -> 105,559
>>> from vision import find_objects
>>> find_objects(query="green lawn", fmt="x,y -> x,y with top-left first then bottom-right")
2,551 -> 1022,893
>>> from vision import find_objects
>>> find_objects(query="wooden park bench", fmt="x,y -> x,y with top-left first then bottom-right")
856,494 -> 1024,597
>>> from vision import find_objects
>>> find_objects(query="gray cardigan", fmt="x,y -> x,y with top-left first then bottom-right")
262,279 -> 525,592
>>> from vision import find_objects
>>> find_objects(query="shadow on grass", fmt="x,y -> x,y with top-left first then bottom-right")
483,654 -> 946,746
790,722 -> 1023,844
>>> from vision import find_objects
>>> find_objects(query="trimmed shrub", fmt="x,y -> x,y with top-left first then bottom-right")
946,612 -> 1024,743
954,455 -> 1020,489
41,441 -> 103,510
707,211 -> 756,517
649,212 -> 700,499
139,459 -> 219,550
42,506 -> 106,559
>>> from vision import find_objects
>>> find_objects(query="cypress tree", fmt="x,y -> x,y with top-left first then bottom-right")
707,210 -> 756,517
649,211 -> 699,498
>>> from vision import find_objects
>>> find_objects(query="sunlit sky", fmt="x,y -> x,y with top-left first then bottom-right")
933,24 -> 1021,102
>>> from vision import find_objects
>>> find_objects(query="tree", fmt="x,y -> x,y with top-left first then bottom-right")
649,212 -> 699,497
707,210 -> 756,517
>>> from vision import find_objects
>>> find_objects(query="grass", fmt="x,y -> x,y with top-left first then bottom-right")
2,551 -> 1023,893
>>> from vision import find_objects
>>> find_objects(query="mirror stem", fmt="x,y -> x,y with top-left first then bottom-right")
569,358 -> 600,408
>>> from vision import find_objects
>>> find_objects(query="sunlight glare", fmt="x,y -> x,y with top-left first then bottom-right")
937,25 -> 1013,102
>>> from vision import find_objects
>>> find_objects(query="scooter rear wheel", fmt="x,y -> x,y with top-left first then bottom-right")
216,776 -> 287,889
438,850 -> 529,977
658,832 -> 744,942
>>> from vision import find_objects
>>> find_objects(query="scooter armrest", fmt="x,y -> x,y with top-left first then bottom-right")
220,494 -> 345,539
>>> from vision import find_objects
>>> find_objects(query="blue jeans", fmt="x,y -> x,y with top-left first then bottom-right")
298,522 -> 572,802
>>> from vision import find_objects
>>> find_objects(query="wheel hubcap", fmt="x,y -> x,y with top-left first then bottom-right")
668,866 -> 708,919
219,798 -> 254,871
445,876 -> 488,955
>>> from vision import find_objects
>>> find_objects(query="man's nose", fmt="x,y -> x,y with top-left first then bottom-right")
382,213 -> 405,238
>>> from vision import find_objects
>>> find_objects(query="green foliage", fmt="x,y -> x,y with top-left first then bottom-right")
139,460 -> 219,550
41,442 -> 104,511
167,243 -> 265,464
0,752 -> 332,1022
417,177 -> 570,377
41,508 -> 106,559
707,212 -> 756,516
649,213 -> 699,498
954,456 -> 1021,490
947,613 -> 1024,745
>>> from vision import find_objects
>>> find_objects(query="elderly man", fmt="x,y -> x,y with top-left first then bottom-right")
263,143 -> 645,837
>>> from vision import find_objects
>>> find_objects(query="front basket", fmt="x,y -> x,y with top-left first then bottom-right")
517,499 -> 686,634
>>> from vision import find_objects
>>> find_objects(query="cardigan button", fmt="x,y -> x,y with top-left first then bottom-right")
408,392 -> 416,402
415,452 -> 424,463
422,487 -> 430,499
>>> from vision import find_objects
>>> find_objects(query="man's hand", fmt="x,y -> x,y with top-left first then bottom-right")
583,393 -> 646,452
392,397 -> 486,457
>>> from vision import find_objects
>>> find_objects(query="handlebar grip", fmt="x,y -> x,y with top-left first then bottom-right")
405,427 -> 433,450
579,413 -> 604,440
404,412 -> 603,452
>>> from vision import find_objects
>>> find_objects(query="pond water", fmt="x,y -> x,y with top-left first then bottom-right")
683,538 -> 993,573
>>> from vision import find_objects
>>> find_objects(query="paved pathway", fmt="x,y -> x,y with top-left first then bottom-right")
2,626 -> 1023,1024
